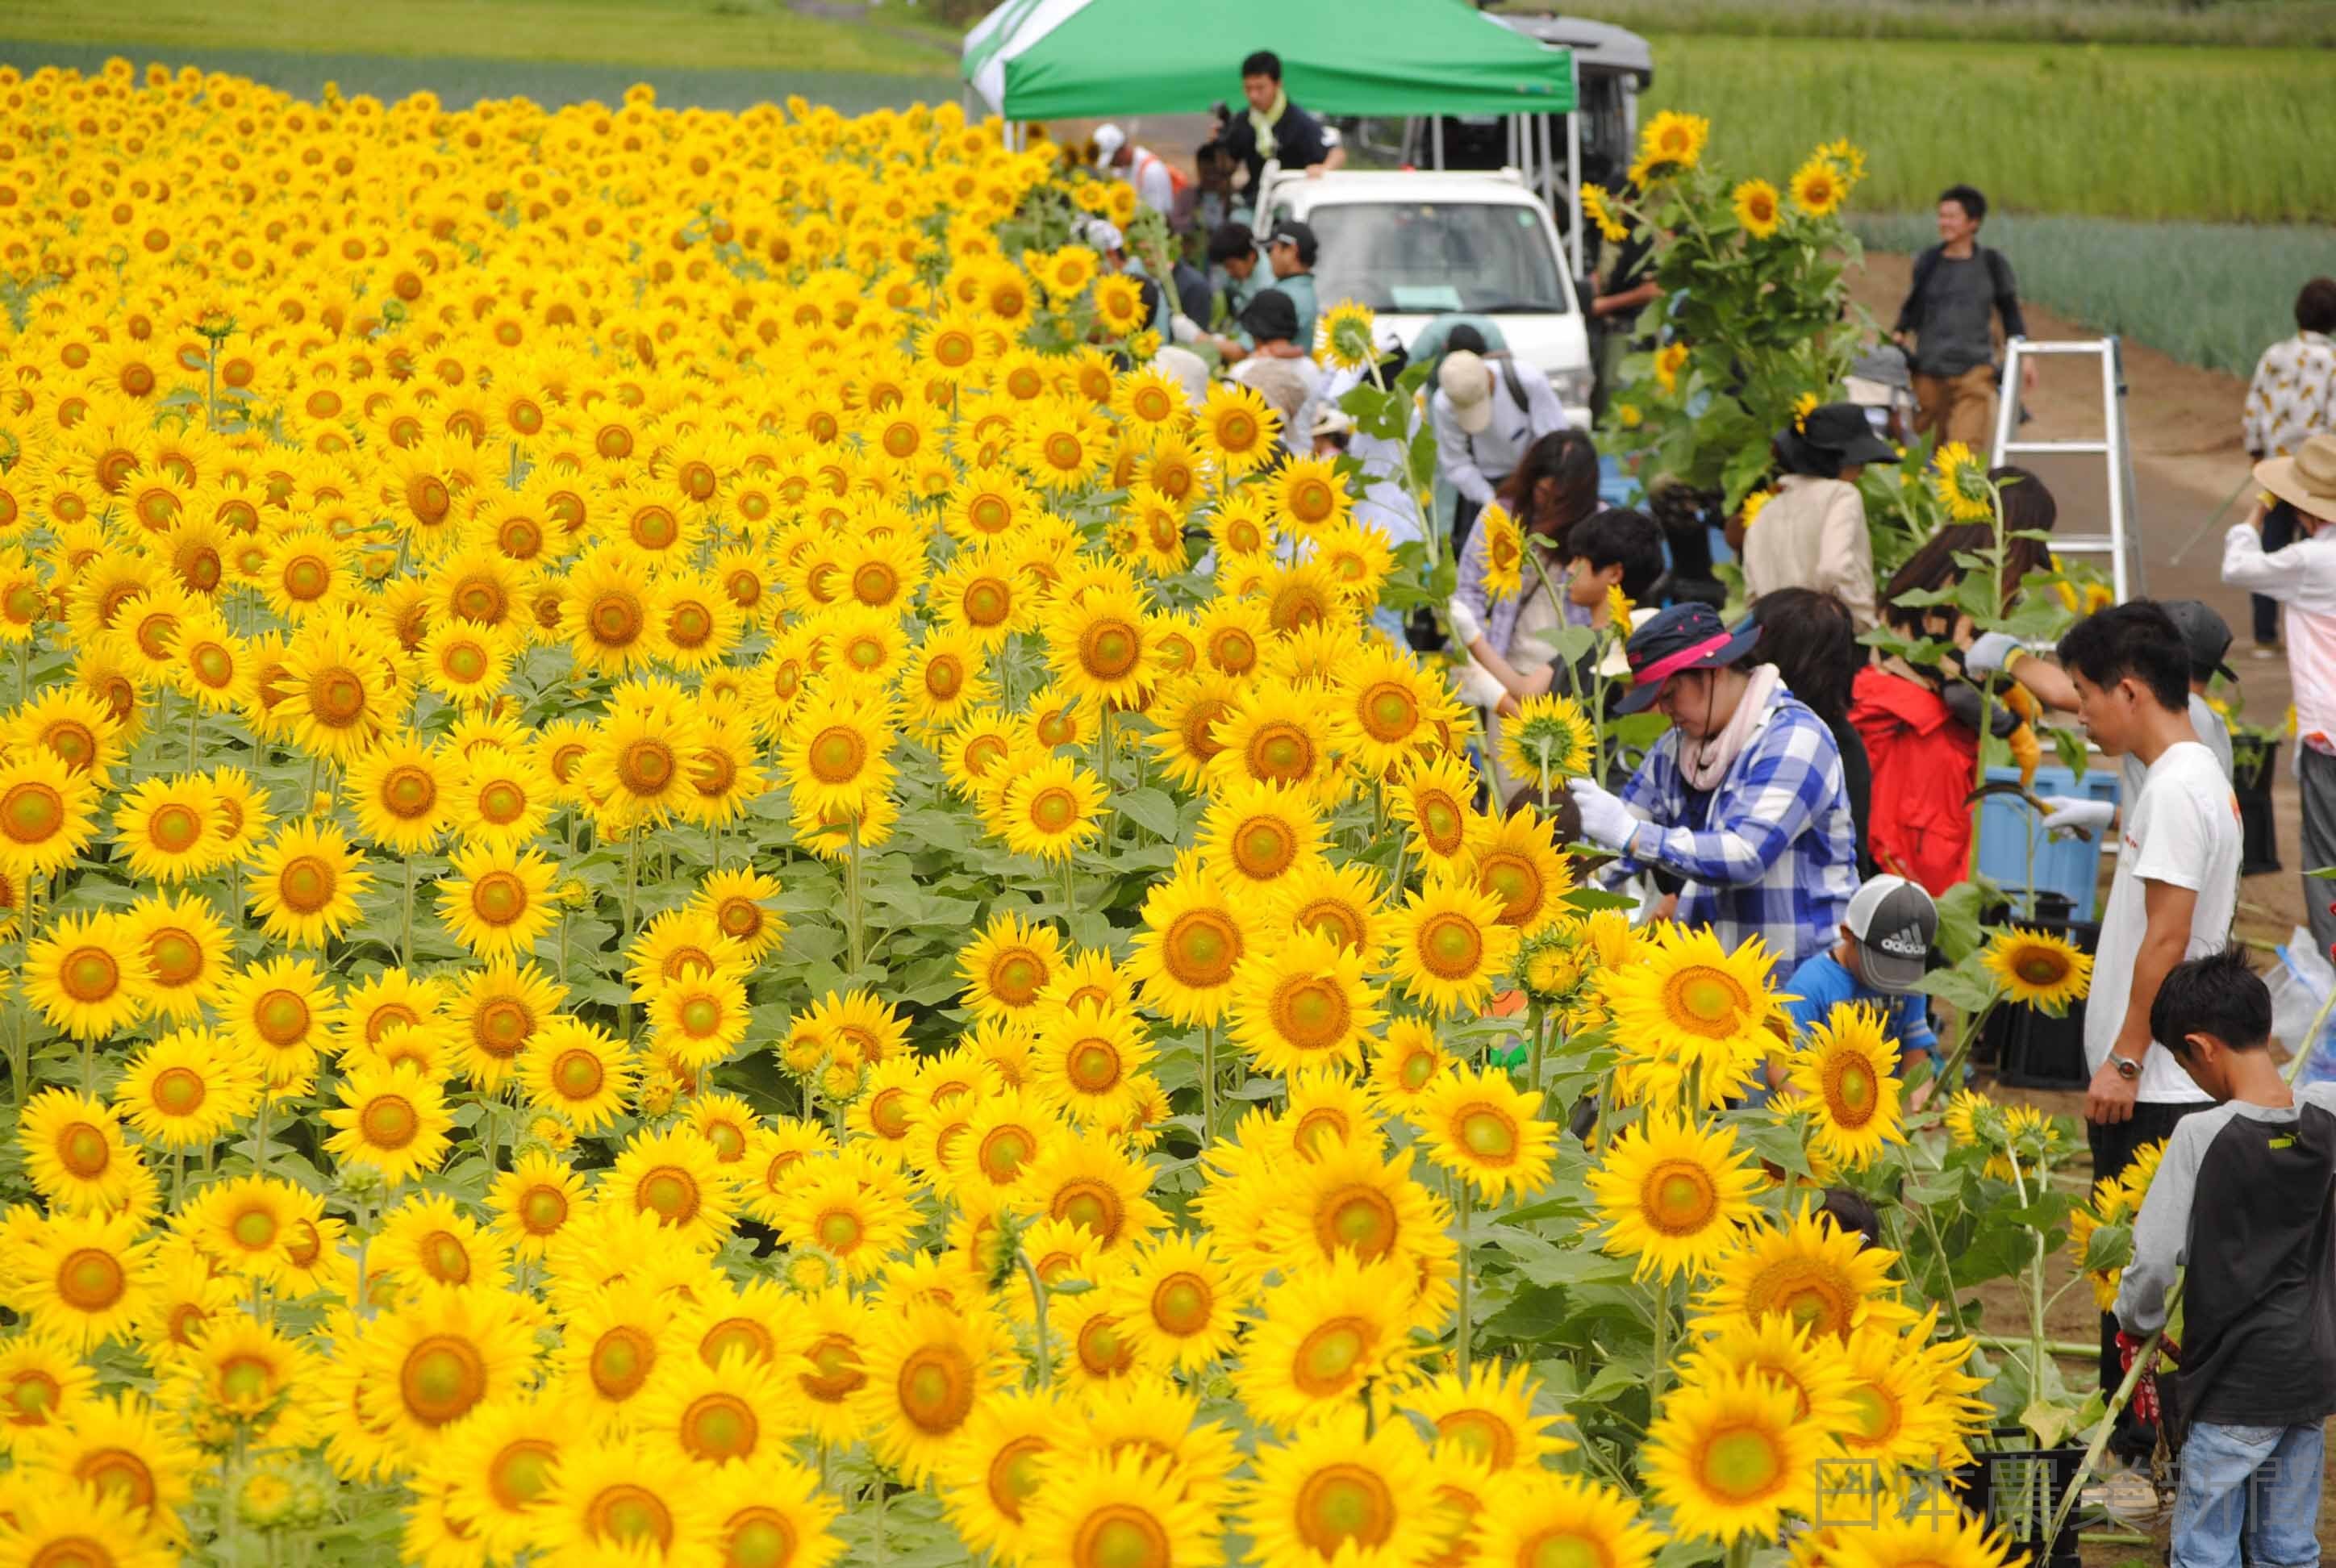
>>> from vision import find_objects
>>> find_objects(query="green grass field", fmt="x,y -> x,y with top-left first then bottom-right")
1853,211 -> 2328,377
1643,35 -> 2330,223
6,1 -> 2329,229
0,0 -> 957,76
1510,0 -> 2336,48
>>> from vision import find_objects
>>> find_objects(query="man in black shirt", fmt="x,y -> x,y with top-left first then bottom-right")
1218,50 -> 1345,192
2118,949 -> 2336,1567
1892,183 -> 2035,447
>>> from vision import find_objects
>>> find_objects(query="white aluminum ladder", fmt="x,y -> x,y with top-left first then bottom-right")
1989,336 -> 2144,603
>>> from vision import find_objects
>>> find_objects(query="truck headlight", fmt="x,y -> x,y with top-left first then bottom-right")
1552,366 -> 1596,409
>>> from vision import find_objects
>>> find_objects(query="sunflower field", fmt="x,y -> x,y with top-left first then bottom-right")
0,57 -> 2119,1568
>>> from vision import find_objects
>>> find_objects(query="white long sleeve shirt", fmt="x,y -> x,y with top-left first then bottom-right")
1429,359 -> 1566,506
2224,520 -> 2336,749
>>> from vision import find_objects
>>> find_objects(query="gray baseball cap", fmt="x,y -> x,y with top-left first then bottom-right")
1845,874 -> 1938,994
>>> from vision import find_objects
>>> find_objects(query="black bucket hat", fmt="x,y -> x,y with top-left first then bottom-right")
1775,400 -> 1897,473
1615,602 -> 1763,715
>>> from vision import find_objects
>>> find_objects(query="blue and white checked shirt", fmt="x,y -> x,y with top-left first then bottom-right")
1608,686 -> 1859,974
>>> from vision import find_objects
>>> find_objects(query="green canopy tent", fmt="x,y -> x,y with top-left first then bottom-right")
962,0 -> 1574,121
962,0 -> 1580,262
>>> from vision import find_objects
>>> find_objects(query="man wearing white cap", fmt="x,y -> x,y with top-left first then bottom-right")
1091,123 -> 1176,219
1428,325 -> 1566,548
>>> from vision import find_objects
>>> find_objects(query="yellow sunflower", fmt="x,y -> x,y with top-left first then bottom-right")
1585,1114 -> 1766,1281
1979,924 -> 2092,1014
1786,1002 -> 1906,1169
1733,177 -> 1783,240
1413,1064 -> 1560,1203
1641,1367 -> 1821,1544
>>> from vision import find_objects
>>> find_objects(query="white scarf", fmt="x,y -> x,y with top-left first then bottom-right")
1679,664 -> 1782,792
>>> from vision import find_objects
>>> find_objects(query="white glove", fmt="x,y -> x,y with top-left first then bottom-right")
1452,658 -> 1508,710
1962,631 -> 2025,677
2037,795 -> 2115,836
1567,778 -> 1640,852
1446,597 -> 1485,648
1170,313 -> 1201,344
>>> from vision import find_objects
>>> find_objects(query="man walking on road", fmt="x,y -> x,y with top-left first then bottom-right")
1893,184 -> 2035,447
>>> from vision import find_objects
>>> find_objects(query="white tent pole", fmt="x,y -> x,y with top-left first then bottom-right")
1565,60 -> 1583,278
1537,109 -> 1553,209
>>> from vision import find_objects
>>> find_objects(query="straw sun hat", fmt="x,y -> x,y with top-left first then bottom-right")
2258,432 -> 2336,519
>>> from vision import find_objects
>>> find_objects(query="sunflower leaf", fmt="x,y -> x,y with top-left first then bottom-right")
1113,786 -> 1181,842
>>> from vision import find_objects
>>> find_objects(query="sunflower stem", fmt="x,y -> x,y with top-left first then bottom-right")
845,820 -> 866,976
1200,1021 -> 1216,1146
186,694 -> 198,771
1648,1272 -> 1675,1403
1723,1532 -> 1754,1568
871,1474 -> 889,1568
1526,1000 -> 1546,1093
1018,1250 -> 1053,1387
1455,1180 -> 1474,1378
352,1193 -> 372,1320
2003,1141 -> 2053,1422
399,860 -> 415,970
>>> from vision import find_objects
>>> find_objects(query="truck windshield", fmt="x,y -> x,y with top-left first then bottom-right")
1304,201 -> 1570,316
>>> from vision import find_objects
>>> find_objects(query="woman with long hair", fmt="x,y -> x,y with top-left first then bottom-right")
1446,428 -> 1606,797
1751,588 -> 1871,872
1448,430 -> 1602,653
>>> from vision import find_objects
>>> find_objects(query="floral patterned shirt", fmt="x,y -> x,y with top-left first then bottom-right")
2244,330 -> 2336,458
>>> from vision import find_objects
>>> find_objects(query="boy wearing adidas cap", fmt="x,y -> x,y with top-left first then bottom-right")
1771,874 -> 1942,1094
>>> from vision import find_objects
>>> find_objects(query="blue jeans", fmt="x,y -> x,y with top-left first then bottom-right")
2172,1420 -> 2324,1568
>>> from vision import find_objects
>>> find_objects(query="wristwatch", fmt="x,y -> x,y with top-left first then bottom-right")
2109,1053 -> 2142,1081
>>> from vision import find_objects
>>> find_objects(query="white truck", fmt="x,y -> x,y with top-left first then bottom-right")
1253,166 -> 1595,428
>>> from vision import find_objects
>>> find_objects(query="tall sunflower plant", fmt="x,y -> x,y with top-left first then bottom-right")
1591,118 -> 1871,514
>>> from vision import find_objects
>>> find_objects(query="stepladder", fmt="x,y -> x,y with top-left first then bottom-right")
1989,336 -> 2145,603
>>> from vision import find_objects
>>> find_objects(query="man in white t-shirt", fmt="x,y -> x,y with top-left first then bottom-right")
2059,600 -> 2242,1460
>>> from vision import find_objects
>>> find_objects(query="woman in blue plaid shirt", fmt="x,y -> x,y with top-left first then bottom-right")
1566,603 -> 1861,974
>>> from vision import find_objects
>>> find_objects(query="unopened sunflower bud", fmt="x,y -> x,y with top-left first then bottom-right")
337,1161 -> 386,1200
239,1470 -> 297,1528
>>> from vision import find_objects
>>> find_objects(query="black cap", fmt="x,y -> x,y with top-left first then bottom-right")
1444,323 -> 1489,357
1240,288 -> 1299,345
1614,602 -> 1763,715
1265,218 -> 1318,267
1777,401 -> 1897,471
2161,598 -> 2237,683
